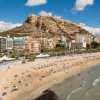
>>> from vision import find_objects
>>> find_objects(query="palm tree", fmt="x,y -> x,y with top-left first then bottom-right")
31,55 -> 36,61
24,49 -> 29,54
13,48 -> 17,53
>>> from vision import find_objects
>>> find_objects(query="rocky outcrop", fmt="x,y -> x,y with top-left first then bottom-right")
26,14 -> 38,23
6,14 -> 92,39
50,17 -> 72,40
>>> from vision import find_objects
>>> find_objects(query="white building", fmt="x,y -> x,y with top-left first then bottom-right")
61,36 -> 67,47
75,34 -> 79,42
48,39 -> 54,49
71,42 -> 86,49
6,38 -> 13,50
66,42 -> 71,48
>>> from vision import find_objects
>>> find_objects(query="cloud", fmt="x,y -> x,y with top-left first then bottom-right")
79,23 -> 100,36
73,0 -> 94,11
38,11 -> 61,19
71,11 -> 76,14
25,0 -> 47,6
38,11 -> 52,16
54,14 -> 62,19
0,21 -> 22,31
64,8 -> 67,11
64,8 -> 68,12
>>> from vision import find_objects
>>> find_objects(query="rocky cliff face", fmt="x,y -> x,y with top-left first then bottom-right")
7,14 -> 92,39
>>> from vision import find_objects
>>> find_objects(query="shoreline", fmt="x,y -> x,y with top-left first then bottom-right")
17,57 -> 100,100
1,53 -> 100,100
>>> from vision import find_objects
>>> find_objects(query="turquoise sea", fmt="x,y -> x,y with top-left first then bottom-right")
50,63 -> 100,100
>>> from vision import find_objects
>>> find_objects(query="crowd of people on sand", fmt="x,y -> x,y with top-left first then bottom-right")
1,53 -> 100,99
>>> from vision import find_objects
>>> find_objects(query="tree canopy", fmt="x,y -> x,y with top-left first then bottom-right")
91,42 -> 100,49
56,44 -> 64,48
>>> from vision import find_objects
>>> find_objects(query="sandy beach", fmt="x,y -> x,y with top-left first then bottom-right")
0,53 -> 100,100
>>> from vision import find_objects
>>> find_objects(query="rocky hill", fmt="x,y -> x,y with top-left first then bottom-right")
5,14 -> 92,40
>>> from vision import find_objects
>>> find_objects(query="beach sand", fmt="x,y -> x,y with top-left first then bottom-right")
0,53 -> 100,100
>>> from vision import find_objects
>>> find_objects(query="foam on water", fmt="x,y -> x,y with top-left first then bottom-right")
66,64 -> 100,100
93,78 -> 100,86
66,72 -> 89,100
66,87 -> 82,100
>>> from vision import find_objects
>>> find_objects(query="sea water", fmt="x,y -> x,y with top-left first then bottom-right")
50,63 -> 100,100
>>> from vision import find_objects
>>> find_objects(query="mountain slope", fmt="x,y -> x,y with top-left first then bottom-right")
5,14 -> 92,39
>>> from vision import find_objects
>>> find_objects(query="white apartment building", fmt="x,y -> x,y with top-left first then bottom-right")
71,42 -> 86,49
6,38 -> 13,50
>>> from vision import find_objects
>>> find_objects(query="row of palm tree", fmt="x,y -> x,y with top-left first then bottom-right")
49,48 -> 100,57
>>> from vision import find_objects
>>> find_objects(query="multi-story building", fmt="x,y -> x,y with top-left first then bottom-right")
0,36 -> 6,53
61,36 -> 67,47
88,35 -> 91,44
91,36 -> 94,43
42,38 -> 48,48
75,34 -> 79,42
79,34 -> 82,42
13,38 -> 25,50
25,39 -> 41,53
84,34 -> 87,43
71,42 -> 86,49
53,37 -> 57,48
61,36 -> 66,43
47,38 -> 54,49
6,38 -> 13,51
81,35 -> 84,43
75,34 -> 94,44
97,36 -> 99,43
93,36 -> 97,42
86,34 -> 88,43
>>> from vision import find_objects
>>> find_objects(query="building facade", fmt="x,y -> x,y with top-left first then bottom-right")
13,38 -> 25,50
0,37 -> 6,53
61,36 -> 67,47
25,39 -> 41,53
75,34 -> 79,42
71,42 -> 86,49
6,38 -> 13,50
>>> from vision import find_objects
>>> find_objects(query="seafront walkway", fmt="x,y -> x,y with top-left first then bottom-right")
0,52 -> 100,68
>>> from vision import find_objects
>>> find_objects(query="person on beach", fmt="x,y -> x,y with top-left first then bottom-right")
89,87 -> 91,89
8,66 -> 9,69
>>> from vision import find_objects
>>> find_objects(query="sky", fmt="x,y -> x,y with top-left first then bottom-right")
0,0 -> 100,36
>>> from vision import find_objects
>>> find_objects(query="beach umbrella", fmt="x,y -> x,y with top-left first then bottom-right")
15,75 -> 18,77
28,83 -> 30,86
12,89 -> 14,91
15,84 -> 17,87
20,80 -> 22,83
15,87 -> 18,89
